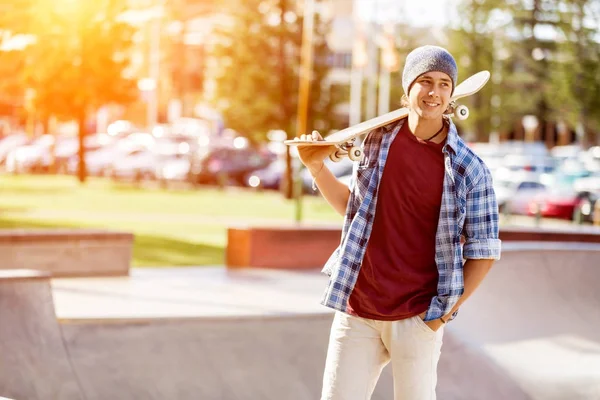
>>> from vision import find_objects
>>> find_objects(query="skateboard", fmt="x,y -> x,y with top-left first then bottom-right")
285,70 -> 490,162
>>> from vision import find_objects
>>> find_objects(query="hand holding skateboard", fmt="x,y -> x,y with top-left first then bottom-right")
291,130 -> 362,163
294,130 -> 338,171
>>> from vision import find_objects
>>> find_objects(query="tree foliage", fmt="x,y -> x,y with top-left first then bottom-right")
0,0 -> 136,120
207,0 -> 337,141
0,0 -> 137,181
447,0 -> 499,141
547,0 -> 600,142
449,0 -> 600,142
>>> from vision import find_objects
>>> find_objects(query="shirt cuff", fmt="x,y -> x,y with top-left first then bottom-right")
463,238 -> 502,260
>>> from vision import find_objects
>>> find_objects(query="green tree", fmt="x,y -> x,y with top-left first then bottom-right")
0,49 -> 27,122
508,0 -> 561,142
0,0 -> 137,182
207,0 -> 337,142
451,0 -> 600,144
307,12 -> 336,134
207,0 -> 296,141
0,0 -> 37,122
547,0 -> 600,145
447,0 -> 502,141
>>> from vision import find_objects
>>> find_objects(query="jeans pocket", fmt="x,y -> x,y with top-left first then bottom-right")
413,315 -> 436,335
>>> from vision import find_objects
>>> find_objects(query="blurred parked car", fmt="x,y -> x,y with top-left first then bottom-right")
501,153 -> 557,174
155,139 -> 210,184
550,144 -> 584,162
0,133 -> 29,166
67,140 -> 144,176
188,147 -> 275,186
553,158 -> 592,186
157,155 -> 191,183
5,134 -> 55,173
528,187 -> 591,220
52,134 -> 109,173
108,149 -> 159,181
503,141 -> 549,157
573,172 -> 600,194
573,191 -> 599,224
6,134 -> 111,174
582,146 -> 600,172
245,158 -> 287,190
493,172 -> 546,214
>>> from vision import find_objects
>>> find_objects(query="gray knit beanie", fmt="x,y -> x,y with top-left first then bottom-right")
402,45 -> 458,95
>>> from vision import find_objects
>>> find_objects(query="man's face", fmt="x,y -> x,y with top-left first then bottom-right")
407,71 -> 453,120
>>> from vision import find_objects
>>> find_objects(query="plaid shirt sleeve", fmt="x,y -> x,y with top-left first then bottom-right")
462,167 -> 502,260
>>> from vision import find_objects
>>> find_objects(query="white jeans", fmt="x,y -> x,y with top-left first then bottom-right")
321,312 -> 444,400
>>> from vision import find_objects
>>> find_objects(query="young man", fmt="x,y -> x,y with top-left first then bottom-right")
297,45 -> 501,399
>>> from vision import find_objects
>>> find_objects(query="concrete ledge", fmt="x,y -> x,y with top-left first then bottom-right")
498,226 -> 600,243
0,229 -> 133,277
226,225 -> 341,269
226,225 -> 600,269
0,269 -> 50,281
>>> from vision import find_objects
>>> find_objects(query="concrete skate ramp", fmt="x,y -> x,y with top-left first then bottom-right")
2,245 -> 600,399
59,314 -> 534,400
59,245 -> 599,399
0,271 -> 84,400
440,245 -> 600,400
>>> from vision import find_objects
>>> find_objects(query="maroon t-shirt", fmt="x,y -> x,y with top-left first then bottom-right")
347,122 -> 446,321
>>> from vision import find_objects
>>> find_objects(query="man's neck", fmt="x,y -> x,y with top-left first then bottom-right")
407,112 -> 446,143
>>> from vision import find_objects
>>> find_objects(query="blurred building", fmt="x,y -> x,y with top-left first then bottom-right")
118,0 -> 216,129
319,0 -> 447,129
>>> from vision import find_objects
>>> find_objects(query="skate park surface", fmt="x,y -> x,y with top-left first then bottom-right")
1,242 -> 599,400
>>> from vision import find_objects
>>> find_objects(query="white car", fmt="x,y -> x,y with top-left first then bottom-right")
493,172 -> 547,215
0,133 -> 29,165
573,172 -> 600,194
5,135 -> 54,173
68,143 -> 140,176
157,155 -> 191,182
109,149 -> 160,180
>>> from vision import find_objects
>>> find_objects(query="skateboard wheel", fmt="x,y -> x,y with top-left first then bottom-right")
329,151 -> 343,163
456,105 -> 469,120
348,147 -> 363,162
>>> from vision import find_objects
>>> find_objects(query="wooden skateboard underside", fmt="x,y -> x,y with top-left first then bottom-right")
285,70 -> 490,147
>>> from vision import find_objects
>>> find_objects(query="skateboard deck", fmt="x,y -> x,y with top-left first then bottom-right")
285,70 -> 490,160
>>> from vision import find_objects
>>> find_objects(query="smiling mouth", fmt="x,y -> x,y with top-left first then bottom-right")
423,101 -> 440,107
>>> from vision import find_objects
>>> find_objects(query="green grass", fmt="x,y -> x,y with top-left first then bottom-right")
0,175 -> 342,266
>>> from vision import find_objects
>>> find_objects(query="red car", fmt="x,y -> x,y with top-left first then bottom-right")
528,189 -> 590,220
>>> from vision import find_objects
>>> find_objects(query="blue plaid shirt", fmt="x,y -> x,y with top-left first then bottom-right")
321,118 -> 501,322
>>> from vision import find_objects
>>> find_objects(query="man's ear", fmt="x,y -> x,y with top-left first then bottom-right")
400,94 -> 409,108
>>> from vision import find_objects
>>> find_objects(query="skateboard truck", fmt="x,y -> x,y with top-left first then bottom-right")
447,102 -> 469,120
330,140 -> 363,162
